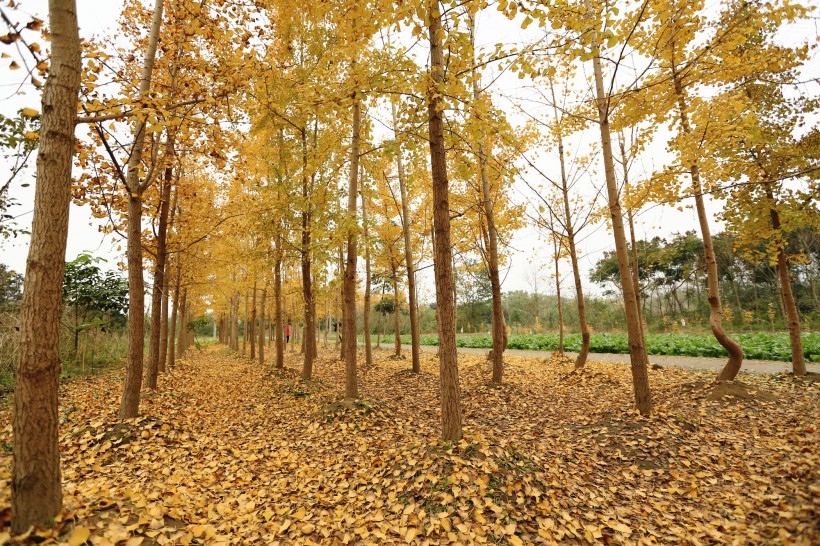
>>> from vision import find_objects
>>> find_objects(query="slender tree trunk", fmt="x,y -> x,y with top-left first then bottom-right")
168,258 -> 181,366
553,234 -> 564,354
251,281 -> 257,360
391,102 -> 421,373
176,288 -> 187,359
548,86 -> 592,368
765,187 -> 806,375
274,254 -> 284,369
259,287 -> 266,366
119,0 -> 165,420
427,0 -> 463,440
362,167 -> 373,370
591,35 -> 652,415
343,95 -> 362,400
377,284 -> 385,348
12,0 -> 81,532
469,16 -> 505,384
145,165 -> 172,389
301,129 -> 315,380
158,257 -> 171,373
392,266 -> 401,357
242,288 -> 249,356
337,244 -> 344,358
671,63 -> 744,381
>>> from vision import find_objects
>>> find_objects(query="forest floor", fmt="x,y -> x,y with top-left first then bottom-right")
0,345 -> 817,545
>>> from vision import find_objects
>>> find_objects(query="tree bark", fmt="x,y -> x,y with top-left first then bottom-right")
764,185 -> 806,375
274,252 -> 284,369
343,96 -> 361,400
119,0 -> 166,419
251,280 -> 257,360
177,288 -> 187,359
427,0 -> 463,441
391,102 -> 421,373
591,37 -> 652,415
259,287 -> 266,366
469,16 -> 506,385
12,0 -> 81,532
168,257 -> 181,366
553,232 -> 564,354
670,61 -> 744,381
301,129 -> 315,380
145,165 -> 172,389
362,175 -> 373,370
392,265 -> 401,357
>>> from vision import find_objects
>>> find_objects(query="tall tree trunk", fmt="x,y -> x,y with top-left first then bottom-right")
177,288 -> 187,359
362,175 -> 373,370
549,83 -> 592,368
119,0 -> 166,420
553,232 -> 564,354
670,61 -> 744,381
469,16 -> 505,385
251,280 -> 257,360
337,244 -> 344,359
427,0 -> 463,441
259,287 -> 266,366
591,33 -> 652,415
274,252 -> 284,369
301,129 -> 315,380
168,257 -> 181,366
145,164 -> 172,389
343,96 -> 361,400
392,265 -> 401,357
242,288 -> 249,356
158,188 -> 177,373
391,102 -> 421,373
377,284 -> 385,349
620,136 -> 647,336
764,186 -> 806,375
12,0 -> 81,532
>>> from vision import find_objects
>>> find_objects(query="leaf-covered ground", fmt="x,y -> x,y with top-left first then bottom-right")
0,345 -> 818,545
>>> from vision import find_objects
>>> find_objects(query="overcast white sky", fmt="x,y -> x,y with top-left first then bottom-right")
1,0 -> 816,303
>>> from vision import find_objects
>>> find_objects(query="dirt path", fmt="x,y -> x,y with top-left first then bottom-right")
404,344 -> 820,375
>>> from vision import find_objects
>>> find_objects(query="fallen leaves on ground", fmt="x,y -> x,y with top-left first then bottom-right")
0,344 -> 817,545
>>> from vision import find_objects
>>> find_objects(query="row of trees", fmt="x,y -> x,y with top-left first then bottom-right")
2,0 -> 817,533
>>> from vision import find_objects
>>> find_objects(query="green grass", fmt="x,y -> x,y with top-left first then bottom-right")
363,332 -> 820,362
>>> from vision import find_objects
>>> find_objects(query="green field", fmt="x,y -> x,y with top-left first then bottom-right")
376,332 -> 820,362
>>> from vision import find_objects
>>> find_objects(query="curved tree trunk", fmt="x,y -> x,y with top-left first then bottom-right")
12,0 -> 81,532
670,61 -> 744,381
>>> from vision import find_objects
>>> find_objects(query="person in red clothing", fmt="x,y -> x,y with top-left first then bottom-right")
285,322 -> 291,343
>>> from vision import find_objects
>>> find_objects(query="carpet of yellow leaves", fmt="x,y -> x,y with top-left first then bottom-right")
0,345 -> 817,545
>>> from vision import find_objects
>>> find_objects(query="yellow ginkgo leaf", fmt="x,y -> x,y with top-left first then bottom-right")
67,526 -> 91,546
